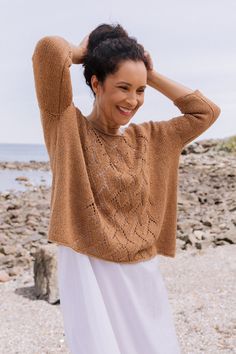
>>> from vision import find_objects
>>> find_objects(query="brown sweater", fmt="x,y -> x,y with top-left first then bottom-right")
32,36 -> 221,263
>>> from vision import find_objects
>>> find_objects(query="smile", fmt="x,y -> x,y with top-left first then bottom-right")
117,106 -> 134,116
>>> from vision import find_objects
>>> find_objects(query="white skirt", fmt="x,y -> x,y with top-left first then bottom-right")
57,245 -> 181,354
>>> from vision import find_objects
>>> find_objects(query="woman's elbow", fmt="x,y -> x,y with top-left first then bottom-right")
213,104 -> 221,119
207,101 -> 221,124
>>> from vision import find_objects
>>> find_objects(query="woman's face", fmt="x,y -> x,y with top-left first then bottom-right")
91,60 -> 147,128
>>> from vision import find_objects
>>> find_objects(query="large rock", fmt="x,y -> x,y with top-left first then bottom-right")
33,244 -> 59,304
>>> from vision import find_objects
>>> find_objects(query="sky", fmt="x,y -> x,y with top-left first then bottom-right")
0,0 -> 235,144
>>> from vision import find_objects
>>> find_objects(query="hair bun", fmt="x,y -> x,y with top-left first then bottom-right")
87,23 -> 128,53
82,23 -> 148,97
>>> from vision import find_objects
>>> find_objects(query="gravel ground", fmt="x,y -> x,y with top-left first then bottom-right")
0,244 -> 235,354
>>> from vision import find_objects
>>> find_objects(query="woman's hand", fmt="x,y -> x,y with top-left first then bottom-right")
144,50 -> 155,85
70,34 -> 89,64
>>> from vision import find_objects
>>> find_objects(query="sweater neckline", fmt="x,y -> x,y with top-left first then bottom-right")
82,114 -> 125,137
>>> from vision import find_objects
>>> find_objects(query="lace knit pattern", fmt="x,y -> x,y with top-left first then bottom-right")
32,35 -> 221,263
77,119 -> 158,262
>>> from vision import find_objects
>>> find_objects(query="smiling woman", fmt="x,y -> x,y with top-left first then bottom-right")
80,24 -> 149,135
86,60 -> 147,133
32,21 -> 221,354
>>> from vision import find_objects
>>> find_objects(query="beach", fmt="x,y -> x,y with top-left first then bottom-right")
0,243 -> 235,353
0,138 -> 235,353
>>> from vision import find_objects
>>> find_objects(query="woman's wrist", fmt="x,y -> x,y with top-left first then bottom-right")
70,44 -> 84,64
70,35 -> 89,65
147,70 -> 194,101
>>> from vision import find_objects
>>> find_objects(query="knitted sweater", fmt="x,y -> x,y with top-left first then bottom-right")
32,36 -> 221,263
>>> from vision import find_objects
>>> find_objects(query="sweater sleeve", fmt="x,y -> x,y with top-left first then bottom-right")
32,35 -> 73,117
168,89 -> 221,148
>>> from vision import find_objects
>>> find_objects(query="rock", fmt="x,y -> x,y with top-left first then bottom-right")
176,238 -> 185,251
14,227 -> 28,235
0,245 -> 17,255
15,245 -> 27,257
6,203 -> 21,211
193,230 -> 204,240
15,176 -> 29,181
8,266 -> 22,277
0,233 -> 8,245
215,227 -> 236,244
0,270 -> 10,282
21,234 -> 42,246
1,192 -> 11,199
26,220 -> 39,228
201,220 -> 212,227
188,233 -> 197,246
219,223 -> 227,230
0,223 -> 11,230
33,244 -> 59,304
0,253 -> 6,266
1,254 -> 15,266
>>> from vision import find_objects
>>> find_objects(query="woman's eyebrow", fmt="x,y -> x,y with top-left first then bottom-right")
117,81 -> 147,88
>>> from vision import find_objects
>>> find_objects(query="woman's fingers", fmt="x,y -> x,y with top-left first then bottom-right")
78,35 -> 89,53
144,50 -> 154,71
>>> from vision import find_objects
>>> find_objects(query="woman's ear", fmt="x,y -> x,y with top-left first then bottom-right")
91,75 -> 99,95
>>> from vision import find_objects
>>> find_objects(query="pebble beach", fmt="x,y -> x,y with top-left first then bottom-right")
0,137 -> 235,353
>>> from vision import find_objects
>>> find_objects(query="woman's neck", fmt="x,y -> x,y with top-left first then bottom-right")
85,113 -> 122,136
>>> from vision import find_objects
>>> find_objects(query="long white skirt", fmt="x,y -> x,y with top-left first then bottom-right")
57,245 -> 181,354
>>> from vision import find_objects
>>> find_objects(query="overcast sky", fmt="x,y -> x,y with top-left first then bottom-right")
0,0 -> 235,144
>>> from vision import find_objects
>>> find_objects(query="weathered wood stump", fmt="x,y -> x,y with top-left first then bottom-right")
33,244 -> 59,304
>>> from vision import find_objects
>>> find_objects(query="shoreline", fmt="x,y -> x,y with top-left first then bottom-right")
0,160 -> 50,171
0,135 -> 235,171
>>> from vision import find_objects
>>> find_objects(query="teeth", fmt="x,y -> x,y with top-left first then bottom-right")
119,106 -> 132,113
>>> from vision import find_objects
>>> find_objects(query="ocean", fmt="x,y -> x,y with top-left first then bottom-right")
0,143 -> 51,193
0,143 -> 49,162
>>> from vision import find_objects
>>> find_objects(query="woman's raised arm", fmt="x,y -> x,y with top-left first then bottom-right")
32,36 -> 73,117
144,61 -> 221,149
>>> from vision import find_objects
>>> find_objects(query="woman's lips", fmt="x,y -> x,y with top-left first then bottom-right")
117,106 -> 133,116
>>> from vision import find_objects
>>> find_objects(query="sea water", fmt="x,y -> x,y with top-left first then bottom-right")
0,143 -> 51,192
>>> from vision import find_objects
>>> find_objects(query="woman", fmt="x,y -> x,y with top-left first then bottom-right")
32,23 -> 221,354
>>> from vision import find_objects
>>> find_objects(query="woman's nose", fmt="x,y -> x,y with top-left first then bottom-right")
125,94 -> 138,108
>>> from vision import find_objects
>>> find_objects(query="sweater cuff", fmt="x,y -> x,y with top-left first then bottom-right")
173,89 -> 199,105
173,89 -> 221,119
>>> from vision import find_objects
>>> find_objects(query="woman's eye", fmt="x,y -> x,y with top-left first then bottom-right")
118,87 -> 145,95
119,87 -> 144,93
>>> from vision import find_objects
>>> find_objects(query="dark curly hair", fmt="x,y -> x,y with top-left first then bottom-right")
82,23 -> 149,97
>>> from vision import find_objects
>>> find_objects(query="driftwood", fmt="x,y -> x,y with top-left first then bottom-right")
33,244 -> 59,304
